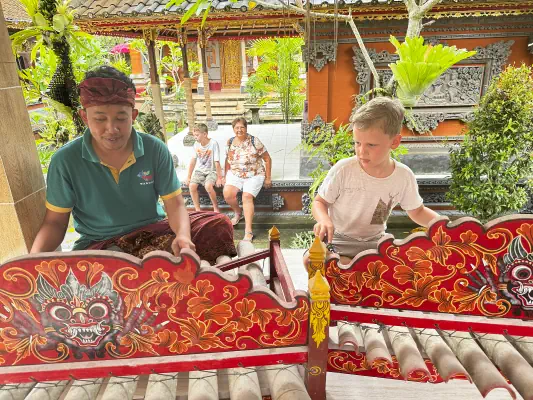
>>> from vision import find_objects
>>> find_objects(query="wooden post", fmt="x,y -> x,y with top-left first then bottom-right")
268,226 -> 280,292
308,236 -> 326,279
240,40 -> 249,93
198,28 -> 218,131
306,270 -> 330,399
0,4 -> 47,262
143,29 -> 167,142
179,28 -> 196,144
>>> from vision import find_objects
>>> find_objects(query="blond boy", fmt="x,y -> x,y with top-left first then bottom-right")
312,97 -> 439,264
184,124 -> 224,212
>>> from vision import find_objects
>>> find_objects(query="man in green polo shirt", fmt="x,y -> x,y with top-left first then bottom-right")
31,66 -> 236,263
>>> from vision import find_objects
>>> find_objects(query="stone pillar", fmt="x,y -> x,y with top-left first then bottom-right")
179,29 -> 197,146
198,29 -> 217,131
144,29 -> 167,143
0,4 -> 47,262
240,40 -> 249,93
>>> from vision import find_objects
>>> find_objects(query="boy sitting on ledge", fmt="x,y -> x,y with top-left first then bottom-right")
311,97 -> 439,265
184,123 -> 224,213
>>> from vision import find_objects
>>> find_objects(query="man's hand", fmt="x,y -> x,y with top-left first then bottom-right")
264,177 -> 272,189
313,220 -> 334,244
171,234 -> 196,256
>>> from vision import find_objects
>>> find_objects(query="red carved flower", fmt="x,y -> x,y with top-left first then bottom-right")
178,318 -> 229,350
427,226 -> 452,265
204,303 -> 233,325
363,261 -> 388,290
433,288 -> 457,313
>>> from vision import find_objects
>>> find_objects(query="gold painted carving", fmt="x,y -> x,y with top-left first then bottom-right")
220,40 -> 242,88
197,27 -> 217,48
308,237 -> 326,279
269,226 -> 281,241
309,270 -> 330,348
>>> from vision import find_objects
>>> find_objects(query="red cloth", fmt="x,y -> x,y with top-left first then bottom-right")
78,77 -> 136,109
86,211 -> 237,264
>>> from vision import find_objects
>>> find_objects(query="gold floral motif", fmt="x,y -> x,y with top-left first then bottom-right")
310,300 -> 329,347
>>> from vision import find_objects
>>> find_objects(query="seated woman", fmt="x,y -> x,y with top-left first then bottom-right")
31,65 -> 237,264
223,117 -> 272,242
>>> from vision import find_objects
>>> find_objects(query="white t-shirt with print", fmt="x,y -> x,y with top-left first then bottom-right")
192,139 -> 220,173
317,156 -> 423,240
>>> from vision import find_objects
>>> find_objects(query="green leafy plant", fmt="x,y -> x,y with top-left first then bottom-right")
389,35 -> 476,107
290,231 -> 315,249
130,39 -> 200,101
302,123 -> 408,199
448,64 -> 533,221
247,38 -> 305,123
245,74 -> 267,104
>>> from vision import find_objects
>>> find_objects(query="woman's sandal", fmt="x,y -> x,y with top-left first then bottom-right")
242,231 -> 255,242
230,213 -> 243,226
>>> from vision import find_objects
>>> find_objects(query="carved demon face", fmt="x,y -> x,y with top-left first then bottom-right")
34,269 -> 120,349
503,237 -> 533,310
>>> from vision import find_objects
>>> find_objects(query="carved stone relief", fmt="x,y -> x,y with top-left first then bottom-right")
301,114 -> 335,142
352,40 -> 514,134
272,194 -> 285,211
302,41 -> 337,72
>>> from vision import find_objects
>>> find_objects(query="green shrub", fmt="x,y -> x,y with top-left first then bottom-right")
290,231 -> 315,249
448,64 -> 533,221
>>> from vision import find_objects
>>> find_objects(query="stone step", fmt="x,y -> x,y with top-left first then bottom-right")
195,116 -> 243,124
195,109 -> 246,116
195,101 -> 240,107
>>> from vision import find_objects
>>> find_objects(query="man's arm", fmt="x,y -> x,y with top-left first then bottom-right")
407,205 -> 440,227
163,194 -> 196,255
262,152 -> 272,188
30,209 -> 70,253
312,195 -> 334,243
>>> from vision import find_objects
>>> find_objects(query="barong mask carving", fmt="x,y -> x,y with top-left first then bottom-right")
33,270 -> 120,353
502,236 -> 533,310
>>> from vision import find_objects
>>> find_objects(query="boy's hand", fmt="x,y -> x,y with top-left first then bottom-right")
264,177 -> 272,188
216,177 -> 224,187
183,178 -> 190,186
314,220 -> 334,244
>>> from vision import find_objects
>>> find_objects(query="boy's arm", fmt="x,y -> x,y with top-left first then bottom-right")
407,205 -> 440,228
312,195 -> 334,243
215,161 -> 224,186
184,158 -> 196,186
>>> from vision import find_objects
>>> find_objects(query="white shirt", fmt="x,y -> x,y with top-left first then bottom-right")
192,139 -> 220,173
318,156 -> 423,240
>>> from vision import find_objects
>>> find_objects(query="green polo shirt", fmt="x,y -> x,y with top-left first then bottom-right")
45,128 -> 181,250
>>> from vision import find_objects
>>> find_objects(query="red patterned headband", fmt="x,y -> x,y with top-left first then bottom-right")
78,77 -> 136,109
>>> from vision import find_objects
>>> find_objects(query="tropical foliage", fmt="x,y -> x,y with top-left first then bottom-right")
10,0 -> 91,57
246,38 -> 305,123
11,0 -> 93,134
130,39 -> 200,101
388,35 -> 476,107
448,65 -> 533,221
